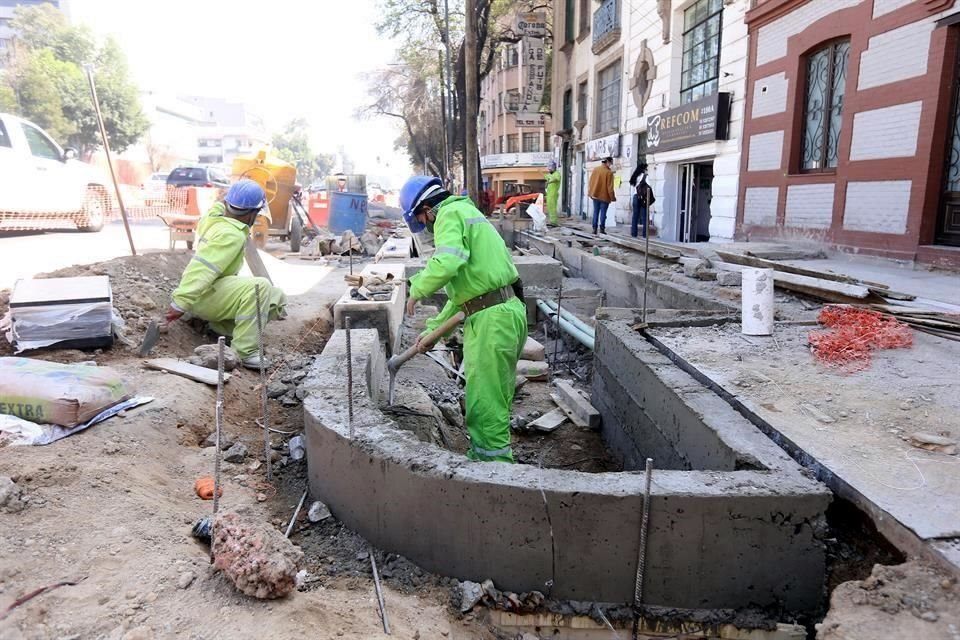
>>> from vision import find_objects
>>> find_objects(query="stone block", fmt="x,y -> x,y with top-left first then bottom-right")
717,270 -> 743,287
333,270 -> 404,355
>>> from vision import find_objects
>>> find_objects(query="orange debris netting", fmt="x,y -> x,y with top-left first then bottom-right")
808,305 -> 913,372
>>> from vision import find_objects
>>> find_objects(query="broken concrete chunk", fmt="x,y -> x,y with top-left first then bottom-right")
307,501 -> 332,523
223,442 -> 248,463
203,431 -> 236,449
528,408 -> 567,433
515,375 -> 528,390
516,360 -> 549,381
716,270 -> 742,287
460,581 -> 483,612
521,337 -> 546,361
909,432 -> 957,455
189,344 -> 239,371
267,381 -> 289,399
0,476 -> 25,513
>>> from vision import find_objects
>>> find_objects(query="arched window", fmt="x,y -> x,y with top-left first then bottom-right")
801,39 -> 851,171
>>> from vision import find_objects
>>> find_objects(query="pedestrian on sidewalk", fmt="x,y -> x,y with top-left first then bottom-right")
166,179 -> 286,370
544,161 -> 561,226
628,162 -> 655,238
400,175 -> 527,463
588,156 -> 616,234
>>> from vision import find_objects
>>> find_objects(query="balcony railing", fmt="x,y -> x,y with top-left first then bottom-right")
592,0 -> 621,54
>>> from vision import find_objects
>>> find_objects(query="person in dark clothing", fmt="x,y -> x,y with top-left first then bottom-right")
628,162 -> 655,238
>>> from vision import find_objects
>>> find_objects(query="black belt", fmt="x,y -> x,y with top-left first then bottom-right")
461,285 -> 515,316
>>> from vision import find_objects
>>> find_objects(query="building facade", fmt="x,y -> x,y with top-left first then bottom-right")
738,0 -> 960,266
479,33 -> 554,198
180,96 -> 269,167
552,0 -> 748,242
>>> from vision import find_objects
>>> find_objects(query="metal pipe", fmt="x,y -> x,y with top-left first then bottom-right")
542,299 -> 595,337
536,299 -> 595,350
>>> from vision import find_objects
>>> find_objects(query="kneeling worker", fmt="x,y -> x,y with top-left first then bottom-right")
401,176 -> 527,462
166,179 -> 286,369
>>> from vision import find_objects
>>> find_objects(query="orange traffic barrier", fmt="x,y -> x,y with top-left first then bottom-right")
194,477 -> 223,500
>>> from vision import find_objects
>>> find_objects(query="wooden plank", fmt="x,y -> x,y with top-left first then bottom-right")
145,358 -> 230,385
528,407 -> 568,433
244,238 -> 273,283
716,250 -> 882,286
569,230 -> 682,262
713,258 -> 876,302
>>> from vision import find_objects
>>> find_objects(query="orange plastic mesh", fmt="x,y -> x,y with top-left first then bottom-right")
808,306 -> 913,372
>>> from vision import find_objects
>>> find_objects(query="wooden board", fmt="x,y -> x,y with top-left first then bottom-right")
145,358 -> 230,386
715,251 -> 886,288
712,259 -> 879,303
570,230 -> 682,262
528,408 -> 568,433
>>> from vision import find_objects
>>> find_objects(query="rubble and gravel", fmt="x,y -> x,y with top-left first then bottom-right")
212,510 -> 303,599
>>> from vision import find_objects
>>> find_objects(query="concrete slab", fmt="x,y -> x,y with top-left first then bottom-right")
376,236 -> 412,261
649,323 -> 960,570
553,380 -> 600,429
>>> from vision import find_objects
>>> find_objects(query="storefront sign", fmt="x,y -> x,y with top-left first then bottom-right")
481,151 -> 553,169
585,133 -> 621,161
517,13 -> 547,116
646,93 -> 731,153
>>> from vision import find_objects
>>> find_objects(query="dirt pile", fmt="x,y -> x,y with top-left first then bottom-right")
213,510 -> 303,599
818,562 -> 959,639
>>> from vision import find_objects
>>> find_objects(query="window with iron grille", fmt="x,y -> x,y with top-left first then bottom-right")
562,88 -> 572,130
522,132 -> 540,152
680,0 -> 723,104
596,59 -> 621,134
801,39 -> 850,171
499,136 -> 504,153
506,89 -> 521,112
577,80 -> 588,122
507,134 -> 520,153
505,46 -> 519,68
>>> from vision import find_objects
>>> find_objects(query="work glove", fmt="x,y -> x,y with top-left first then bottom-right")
165,305 -> 185,323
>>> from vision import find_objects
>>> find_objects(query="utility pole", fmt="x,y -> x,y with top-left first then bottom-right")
464,0 -> 479,203
443,0 -> 454,185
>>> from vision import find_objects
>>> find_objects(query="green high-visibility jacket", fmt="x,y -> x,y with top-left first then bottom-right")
171,202 -> 248,312
409,196 -> 519,332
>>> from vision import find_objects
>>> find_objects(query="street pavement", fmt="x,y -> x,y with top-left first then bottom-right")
0,219 -> 171,290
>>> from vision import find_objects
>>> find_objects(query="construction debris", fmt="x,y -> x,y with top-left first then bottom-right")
516,360 -> 549,381
908,433 -> 957,455
212,510 -> 303,599
809,306 -> 913,372
521,336 -> 546,361
307,500 -> 331,523
188,344 -> 239,371
145,358 -> 231,385
526,407 -> 567,432
553,380 -> 600,429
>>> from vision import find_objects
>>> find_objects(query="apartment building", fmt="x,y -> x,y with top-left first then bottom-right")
738,0 -> 960,266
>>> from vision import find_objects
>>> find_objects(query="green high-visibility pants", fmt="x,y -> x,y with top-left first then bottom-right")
190,275 -> 286,358
463,297 -> 528,462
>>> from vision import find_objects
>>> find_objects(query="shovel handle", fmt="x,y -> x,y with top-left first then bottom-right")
389,312 -> 465,372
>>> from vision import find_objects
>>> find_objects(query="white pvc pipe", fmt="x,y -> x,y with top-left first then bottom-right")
536,299 -> 595,350
542,299 -> 595,338
741,268 -> 774,336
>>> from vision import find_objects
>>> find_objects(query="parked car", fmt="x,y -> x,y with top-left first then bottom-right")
0,112 -> 112,232
141,172 -> 168,205
166,166 -> 231,189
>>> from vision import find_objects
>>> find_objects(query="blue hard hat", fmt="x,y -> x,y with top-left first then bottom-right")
399,175 -> 443,233
224,179 -> 266,210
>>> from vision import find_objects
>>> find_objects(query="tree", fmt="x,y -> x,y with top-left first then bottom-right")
2,4 -> 148,156
271,118 -> 337,184
369,0 -> 552,171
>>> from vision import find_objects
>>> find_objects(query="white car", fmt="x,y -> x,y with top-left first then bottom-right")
0,112 -> 112,232
142,172 -> 168,206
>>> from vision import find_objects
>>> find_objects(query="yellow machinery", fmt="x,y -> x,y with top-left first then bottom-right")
231,149 -> 299,248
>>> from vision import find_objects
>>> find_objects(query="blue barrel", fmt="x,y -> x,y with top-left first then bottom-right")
328,191 -> 368,235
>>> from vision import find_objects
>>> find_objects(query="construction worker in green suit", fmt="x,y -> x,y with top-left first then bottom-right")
545,160 -> 561,226
166,179 -> 286,369
400,176 -> 527,462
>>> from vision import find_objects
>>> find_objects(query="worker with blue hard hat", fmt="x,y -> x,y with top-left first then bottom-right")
166,179 -> 286,369
400,175 -> 527,463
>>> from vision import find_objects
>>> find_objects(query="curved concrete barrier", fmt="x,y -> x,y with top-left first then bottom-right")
304,325 -> 831,612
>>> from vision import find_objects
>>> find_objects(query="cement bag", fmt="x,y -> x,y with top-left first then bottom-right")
526,201 -> 547,233
516,359 -> 549,381
0,357 -> 131,427
521,337 -> 546,362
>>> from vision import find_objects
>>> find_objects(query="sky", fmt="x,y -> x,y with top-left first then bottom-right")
69,0 -> 411,188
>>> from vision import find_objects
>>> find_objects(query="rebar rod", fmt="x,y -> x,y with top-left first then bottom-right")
211,336 -> 226,562
370,550 -> 391,634
345,317 -> 354,438
634,458 -> 654,607
255,284 -> 271,481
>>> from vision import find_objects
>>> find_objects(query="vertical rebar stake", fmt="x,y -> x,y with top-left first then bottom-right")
211,336 -> 226,563
345,316 -> 354,438
255,284 -> 271,482
552,277 -> 564,370
634,457 -> 654,609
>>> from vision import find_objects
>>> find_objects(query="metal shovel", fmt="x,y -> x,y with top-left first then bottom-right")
387,312 -> 465,404
138,319 -> 166,356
